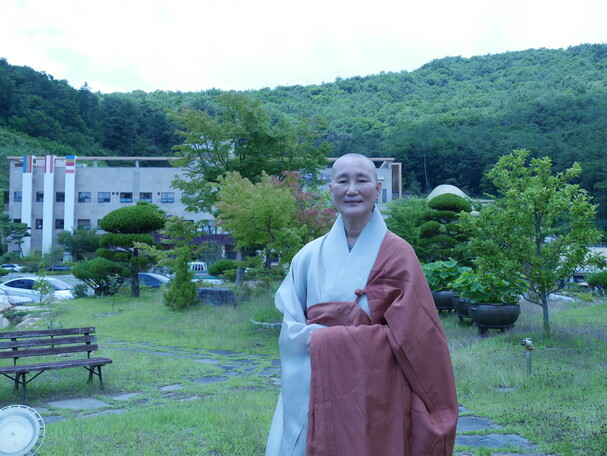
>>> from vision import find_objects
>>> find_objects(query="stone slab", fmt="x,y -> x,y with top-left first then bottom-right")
160,384 -> 183,391
42,415 -> 66,424
48,398 -> 110,410
111,392 -> 141,401
193,376 -> 229,384
457,415 -> 500,433
456,433 -> 537,450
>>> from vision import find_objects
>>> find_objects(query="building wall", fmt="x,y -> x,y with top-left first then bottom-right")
5,155 -> 402,254
6,156 -> 214,254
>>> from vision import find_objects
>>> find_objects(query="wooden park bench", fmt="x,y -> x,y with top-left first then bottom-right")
0,327 -> 112,400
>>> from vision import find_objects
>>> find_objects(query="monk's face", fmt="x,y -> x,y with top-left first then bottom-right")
330,155 -> 382,224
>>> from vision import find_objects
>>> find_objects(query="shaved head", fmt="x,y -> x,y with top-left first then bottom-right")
331,154 -> 378,183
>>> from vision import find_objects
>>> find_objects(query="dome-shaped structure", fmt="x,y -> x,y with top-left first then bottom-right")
427,184 -> 468,201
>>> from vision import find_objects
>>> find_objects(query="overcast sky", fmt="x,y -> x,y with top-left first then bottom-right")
2,0 -> 606,93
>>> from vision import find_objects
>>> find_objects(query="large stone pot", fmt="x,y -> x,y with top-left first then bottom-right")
453,296 -> 470,322
468,303 -> 521,336
431,290 -> 454,312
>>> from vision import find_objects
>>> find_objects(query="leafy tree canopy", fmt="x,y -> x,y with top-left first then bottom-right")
170,92 -> 330,212
56,228 -> 100,261
461,149 -> 605,332
215,171 -> 334,267
2,45 -> 607,229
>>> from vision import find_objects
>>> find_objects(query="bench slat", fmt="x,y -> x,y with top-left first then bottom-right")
0,357 -> 112,374
0,344 -> 99,360
0,335 -> 97,350
0,327 -> 96,339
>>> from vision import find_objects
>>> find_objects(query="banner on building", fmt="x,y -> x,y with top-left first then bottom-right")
65,155 -> 76,174
45,155 -> 55,174
22,155 -> 33,173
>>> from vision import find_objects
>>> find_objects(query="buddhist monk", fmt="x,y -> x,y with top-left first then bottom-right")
266,153 -> 458,456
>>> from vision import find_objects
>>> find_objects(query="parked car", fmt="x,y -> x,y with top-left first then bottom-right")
0,291 -> 33,307
193,274 -> 224,285
138,272 -> 170,288
0,277 -> 74,301
188,261 -> 208,274
0,263 -> 24,272
46,265 -> 72,271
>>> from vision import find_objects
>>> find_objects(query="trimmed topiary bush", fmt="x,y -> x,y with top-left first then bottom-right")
428,193 -> 472,213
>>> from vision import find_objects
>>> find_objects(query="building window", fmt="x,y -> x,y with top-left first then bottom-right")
78,192 -> 91,203
120,192 -> 133,203
36,192 -> 44,202
55,219 -> 64,230
13,219 -> 21,224
98,192 -> 111,203
35,219 -> 43,229
56,192 -> 65,203
14,191 -> 22,202
139,192 -> 152,202
77,219 -> 91,230
161,192 -> 174,203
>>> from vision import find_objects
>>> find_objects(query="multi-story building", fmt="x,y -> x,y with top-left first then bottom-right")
3,155 -> 401,255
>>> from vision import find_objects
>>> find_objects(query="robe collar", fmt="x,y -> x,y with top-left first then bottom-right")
319,206 -> 387,303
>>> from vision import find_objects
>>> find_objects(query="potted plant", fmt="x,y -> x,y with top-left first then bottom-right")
422,259 -> 470,312
451,270 -> 523,336
448,270 -> 477,322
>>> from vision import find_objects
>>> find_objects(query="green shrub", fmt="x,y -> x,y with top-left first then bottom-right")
450,270 -> 523,304
586,270 -> 607,295
422,259 -> 470,291
223,269 -> 238,282
209,259 -> 238,276
72,283 -> 90,298
164,249 -> 197,311
72,258 -> 130,296
0,268 -> 8,276
428,193 -> 472,213
420,221 -> 441,238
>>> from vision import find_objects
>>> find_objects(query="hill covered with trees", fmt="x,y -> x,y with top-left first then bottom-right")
1,44 -> 606,227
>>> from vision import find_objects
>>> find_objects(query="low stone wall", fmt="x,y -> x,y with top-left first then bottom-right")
197,288 -> 235,306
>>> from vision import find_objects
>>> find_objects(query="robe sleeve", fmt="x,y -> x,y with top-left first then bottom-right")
268,253 -> 325,456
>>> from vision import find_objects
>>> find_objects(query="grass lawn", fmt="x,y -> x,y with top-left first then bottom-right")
1,286 -> 605,455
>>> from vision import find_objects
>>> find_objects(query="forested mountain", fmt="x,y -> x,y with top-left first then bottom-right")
1,44 -> 606,226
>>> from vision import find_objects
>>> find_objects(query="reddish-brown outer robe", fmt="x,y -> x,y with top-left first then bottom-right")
306,232 -> 458,456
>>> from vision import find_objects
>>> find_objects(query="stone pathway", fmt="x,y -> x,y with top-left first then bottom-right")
28,342 -> 552,455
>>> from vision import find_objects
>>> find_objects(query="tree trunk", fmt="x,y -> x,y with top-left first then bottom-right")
235,248 -> 244,286
541,294 -> 550,334
131,247 -> 140,298
264,248 -> 273,269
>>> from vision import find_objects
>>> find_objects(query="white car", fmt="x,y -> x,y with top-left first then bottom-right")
0,263 -> 24,272
192,274 -> 224,285
0,292 -> 33,308
0,277 -> 75,301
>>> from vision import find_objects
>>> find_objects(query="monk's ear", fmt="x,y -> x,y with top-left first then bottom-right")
375,181 -> 382,198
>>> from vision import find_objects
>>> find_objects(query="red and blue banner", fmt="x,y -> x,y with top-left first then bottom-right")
65,155 -> 76,174
45,155 -> 55,173
22,155 -> 33,173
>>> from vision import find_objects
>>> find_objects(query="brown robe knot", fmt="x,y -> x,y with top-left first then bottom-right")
354,288 -> 366,297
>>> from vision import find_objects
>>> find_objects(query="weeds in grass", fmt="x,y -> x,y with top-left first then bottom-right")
449,298 -> 607,455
